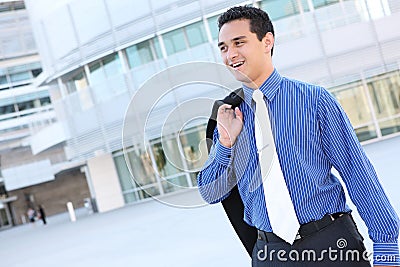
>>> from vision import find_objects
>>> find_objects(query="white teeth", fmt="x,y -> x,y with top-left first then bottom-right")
231,61 -> 244,68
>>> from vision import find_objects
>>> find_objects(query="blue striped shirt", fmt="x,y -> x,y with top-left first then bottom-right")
198,69 -> 399,265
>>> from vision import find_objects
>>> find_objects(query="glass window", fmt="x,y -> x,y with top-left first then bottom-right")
161,175 -> 189,194
114,151 -> 161,204
0,3 -> 12,12
379,118 -> 400,136
0,1 -> 26,12
126,147 -> 157,186
302,0 -> 311,11
10,71 -> 31,83
151,137 -> 181,177
89,62 -> 105,85
354,125 -> 377,142
14,1 -> 25,10
32,68 -> 42,77
0,75 -> 7,85
89,53 -> 122,85
40,97 -> 51,106
178,125 -> 208,172
332,84 -> 373,126
163,28 -> 187,55
185,21 -> 208,47
207,15 -> 219,40
261,0 -> 308,20
114,154 -> 135,191
0,104 -> 15,115
368,73 -> 400,119
17,100 -> 34,112
126,40 -> 155,68
65,71 -> 88,94
312,0 -> 340,9
137,186 -> 160,200
102,53 -> 122,78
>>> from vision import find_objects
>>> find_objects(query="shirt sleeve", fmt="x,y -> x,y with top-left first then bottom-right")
317,88 -> 400,266
197,127 -> 236,204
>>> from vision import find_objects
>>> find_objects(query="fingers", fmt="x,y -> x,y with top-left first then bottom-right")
218,104 -> 233,115
235,107 -> 243,122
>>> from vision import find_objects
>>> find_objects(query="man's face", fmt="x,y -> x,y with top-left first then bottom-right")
218,19 -> 273,88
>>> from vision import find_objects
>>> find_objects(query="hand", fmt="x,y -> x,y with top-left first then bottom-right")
217,104 -> 243,148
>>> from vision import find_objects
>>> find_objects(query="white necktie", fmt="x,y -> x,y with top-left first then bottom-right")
253,89 -> 300,244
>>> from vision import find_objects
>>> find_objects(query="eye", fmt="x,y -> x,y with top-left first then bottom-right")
235,41 -> 244,46
219,45 -> 227,52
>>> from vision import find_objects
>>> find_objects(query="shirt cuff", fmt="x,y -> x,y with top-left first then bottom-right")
215,140 -> 233,166
373,242 -> 400,266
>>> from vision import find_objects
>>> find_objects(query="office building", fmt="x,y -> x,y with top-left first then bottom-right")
2,0 -> 399,227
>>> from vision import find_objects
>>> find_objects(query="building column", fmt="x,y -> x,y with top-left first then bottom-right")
86,152 -> 124,212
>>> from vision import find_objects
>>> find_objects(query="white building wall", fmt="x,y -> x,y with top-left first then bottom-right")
21,0 -> 400,207
87,152 -> 124,212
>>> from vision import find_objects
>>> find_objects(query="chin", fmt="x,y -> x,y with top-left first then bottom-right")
229,68 -> 251,84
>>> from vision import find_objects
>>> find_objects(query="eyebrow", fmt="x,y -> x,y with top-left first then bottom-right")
218,36 -> 247,47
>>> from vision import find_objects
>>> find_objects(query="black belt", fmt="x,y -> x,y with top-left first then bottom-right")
257,212 -> 348,242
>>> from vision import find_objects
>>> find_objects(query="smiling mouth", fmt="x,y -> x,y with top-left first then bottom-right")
230,61 -> 244,69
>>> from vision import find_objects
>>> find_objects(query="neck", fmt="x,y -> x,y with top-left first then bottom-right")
243,65 -> 274,89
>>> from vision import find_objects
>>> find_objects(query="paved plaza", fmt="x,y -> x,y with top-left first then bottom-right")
0,190 -> 250,267
2,136 -> 400,267
0,189 -> 378,267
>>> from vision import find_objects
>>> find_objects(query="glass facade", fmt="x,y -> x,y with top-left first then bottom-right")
51,0 -> 400,203
88,53 -> 122,103
185,21 -> 208,47
207,15 -> 219,40
0,91 -> 51,116
0,62 -> 42,91
88,53 -> 121,85
331,70 -> 400,141
125,38 -> 162,68
114,146 -> 160,203
260,0 -> 310,20
114,125 -> 207,204
65,70 -> 88,94
0,1 -> 25,13
162,20 -> 208,55
368,72 -> 400,136
179,124 -> 208,186
113,67 -> 400,204
312,0 -> 340,9
332,83 -> 373,126
163,28 -> 187,55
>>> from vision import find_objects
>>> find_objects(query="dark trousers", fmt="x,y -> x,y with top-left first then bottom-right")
252,214 -> 371,267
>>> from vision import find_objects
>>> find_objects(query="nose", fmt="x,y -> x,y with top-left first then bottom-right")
226,46 -> 238,62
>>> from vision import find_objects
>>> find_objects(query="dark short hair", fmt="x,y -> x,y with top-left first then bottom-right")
218,6 -> 275,55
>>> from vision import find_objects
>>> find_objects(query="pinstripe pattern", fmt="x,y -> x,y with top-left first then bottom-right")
198,69 -> 399,265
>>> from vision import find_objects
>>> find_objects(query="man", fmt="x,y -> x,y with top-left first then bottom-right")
198,6 -> 399,267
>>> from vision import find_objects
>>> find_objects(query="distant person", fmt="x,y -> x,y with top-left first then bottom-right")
27,207 -> 36,224
38,205 -> 47,225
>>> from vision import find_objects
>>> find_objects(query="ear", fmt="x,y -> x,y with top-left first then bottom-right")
262,32 -> 274,54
